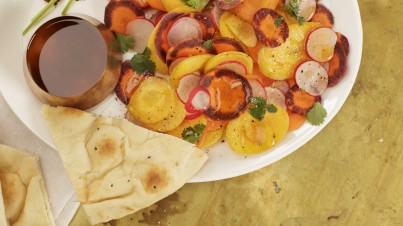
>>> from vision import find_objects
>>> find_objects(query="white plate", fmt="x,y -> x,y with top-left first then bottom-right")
0,0 -> 362,183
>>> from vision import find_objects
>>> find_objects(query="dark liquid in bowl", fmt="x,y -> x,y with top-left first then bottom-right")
26,16 -> 107,97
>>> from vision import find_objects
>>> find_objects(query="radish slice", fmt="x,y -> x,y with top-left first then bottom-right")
305,26 -> 337,62
270,80 -> 289,95
167,17 -> 203,47
285,0 -> 316,21
294,60 -> 328,96
185,86 -> 211,113
216,61 -> 247,75
249,80 -> 267,99
168,57 -> 187,74
144,8 -> 161,22
176,73 -> 201,103
155,13 -> 166,25
321,61 -> 330,73
211,6 -> 223,32
265,87 -> 286,109
125,18 -> 155,53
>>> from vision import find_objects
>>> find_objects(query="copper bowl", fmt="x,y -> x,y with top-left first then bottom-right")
23,15 -> 121,110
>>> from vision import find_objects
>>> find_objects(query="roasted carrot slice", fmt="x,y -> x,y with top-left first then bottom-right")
115,61 -> 150,104
337,32 -> 350,56
154,12 -> 183,62
285,84 -> 321,115
200,69 -> 252,120
214,0 -> 242,10
166,38 -> 216,65
327,42 -> 347,87
104,1 -> 145,34
309,4 -> 334,28
188,13 -> 215,41
229,0 -> 280,24
253,8 -> 289,48
287,110 -> 306,131
211,37 -> 246,54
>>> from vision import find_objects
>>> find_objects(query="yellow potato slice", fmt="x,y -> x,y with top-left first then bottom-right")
225,104 -> 289,155
220,11 -> 257,47
147,23 -> 169,75
161,0 -> 207,12
143,98 -> 187,132
128,76 -> 176,124
204,51 -> 254,75
170,54 -> 214,87
258,22 -> 320,80
219,11 -> 238,40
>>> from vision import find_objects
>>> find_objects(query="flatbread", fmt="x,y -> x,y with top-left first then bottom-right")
42,105 -> 208,225
0,182 -> 8,226
0,144 -> 55,226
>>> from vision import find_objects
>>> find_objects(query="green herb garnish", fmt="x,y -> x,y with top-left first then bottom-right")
306,102 -> 327,126
181,0 -> 207,10
249,97 -> 268,121
284,0 -> 305,25
182,124 -> 206,143
23,0 -> 58,35
62,0 -> 75,15
203,39 -> 212,49
130,47 -> 156,74
274,17 -> 284,27
266,104 -> 278,113
116,33 -> 134,53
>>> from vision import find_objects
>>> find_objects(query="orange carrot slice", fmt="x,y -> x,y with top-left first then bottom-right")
166,38 -> 216,65
115,61 -> 149,104
104,1 -> 145,34
337,32 -> 350,56
287,109 -> 306,131
285,84 -> 321,115
253,8 -> 289,47
211,37 -> 246,54
309,4 -> 334,28
327,42 -> 347,87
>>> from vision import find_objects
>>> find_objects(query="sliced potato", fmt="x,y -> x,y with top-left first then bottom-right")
143,97 -> 186,132
128,76 -> 176,124
219,11 -> 238,40
221,11 -> 257,47
225,104 -> 289,155
170,54 -> 214,87
204,51 -> 254,75
258,22 -> 320,80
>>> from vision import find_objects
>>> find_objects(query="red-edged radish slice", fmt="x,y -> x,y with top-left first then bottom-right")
144,8 -> 161,22
168,57 -> 187,74
294,60 -> 328,96
176,73 -> 201,103
216,61 -> 247,75
185,110 -> 203,120
185,86 -> 211,113
270,80 -> 289,95
285,0 -> 316,21
265,87 -> 286,109
249,80 -> 267,99
167,17 -> 203,47
154,13 -> 166,25
125,18 -> 155,53
305,26 -> 337,62
211,6 -> 223,32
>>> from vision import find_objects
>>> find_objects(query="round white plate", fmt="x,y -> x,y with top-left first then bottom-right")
0,0 -> 362,182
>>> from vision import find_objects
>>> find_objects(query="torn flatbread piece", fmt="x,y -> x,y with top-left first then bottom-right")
0,144 -> 55,226
42,105 -> 208,225
0,182 -> 8,226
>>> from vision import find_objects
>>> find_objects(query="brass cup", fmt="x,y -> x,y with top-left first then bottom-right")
23,15 -> 121,110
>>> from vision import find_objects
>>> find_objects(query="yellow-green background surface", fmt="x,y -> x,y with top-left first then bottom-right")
71,0 -> 403,225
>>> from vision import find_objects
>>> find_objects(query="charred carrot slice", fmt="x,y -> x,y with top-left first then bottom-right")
253,8 -> 289,48
104,1 -> 145,34
214,0 -> 242,10
337,32 -> 350,56
154,12 -> 183,62
166,38 -> 216,65
327,42 -> 347,87
211,37 -> 246,54
287,110 -> 306,131
200,69 -> 252,121
188,13 -> 215,41
115,61 -> 150,104
309,4 -> 334,28
285,85 -> 321,115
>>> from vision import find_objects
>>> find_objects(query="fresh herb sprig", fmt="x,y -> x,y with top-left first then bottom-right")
130,47 -> 156,74
116,33 -> 134,53
284,0 -> 305,25
182,124 -> 206,143
274,17 -> 284,28
306,102 -> 327,126
249,97 -> 278,121
181,0 -> 207,10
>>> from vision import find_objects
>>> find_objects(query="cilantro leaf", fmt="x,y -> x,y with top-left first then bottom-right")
182,124 -> 206,143
267,104 -> 278,113
307,102 -> 327,126
249,97 -> 267,121
284,0 -> 305,25
274,17 -> 284,28
130,47 -> 156,74
203,39 -> 212,49
116,33 -> 134,53
181,0 -> 207,9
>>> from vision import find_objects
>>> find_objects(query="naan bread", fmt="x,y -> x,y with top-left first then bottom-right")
42,105 -> 208,225
0,182 -> 8,226
0,144 -> 55,226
